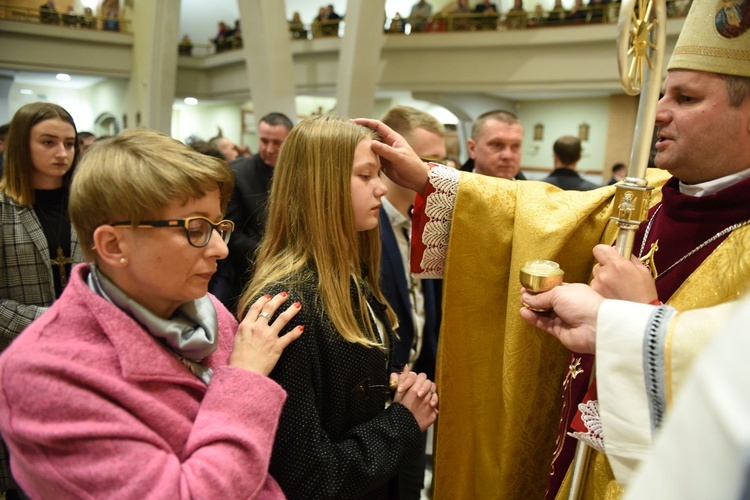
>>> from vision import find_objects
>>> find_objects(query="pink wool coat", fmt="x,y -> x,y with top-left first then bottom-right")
0,264 -> 286,499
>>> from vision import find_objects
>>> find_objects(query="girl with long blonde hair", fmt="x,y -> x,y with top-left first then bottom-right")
240,115 -> 438,499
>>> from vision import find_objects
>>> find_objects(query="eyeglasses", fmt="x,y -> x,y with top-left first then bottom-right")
351,378 -> 398,401
111,217 -> 235,248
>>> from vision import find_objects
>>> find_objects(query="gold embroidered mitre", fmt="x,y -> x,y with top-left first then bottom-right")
668,0 -> 750,77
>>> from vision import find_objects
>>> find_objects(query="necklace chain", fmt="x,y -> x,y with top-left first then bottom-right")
34,191 -> 73,287
639,203 -> 750,281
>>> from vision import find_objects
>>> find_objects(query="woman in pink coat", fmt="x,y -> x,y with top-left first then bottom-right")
0,128 -> 303,499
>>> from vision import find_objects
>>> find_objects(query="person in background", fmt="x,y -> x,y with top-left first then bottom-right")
62,5 -> 79,27
39,0 -> 59,24
541,135 -> 599,191
213,112 -> 293,311
608,162 -> 626,184
474,0 -> 500,30
408,0 -> 433,32
240,115 -> 438,498
547,0 -> 567,25
224,19 -> 242,48
322,4 -> 342,36
178,34 -> 193,56
209,135 -> 238,162
102,9 -> 119,31
379,105 -> 445,499
474,0 -> 499,13
211,21 -> 229,51
312,6 -> 327,37
289,11 -> 307,39
236,144 -> 252,158
77,131 -> 96,156
80,6 -> 95,29
189,140 -> 225,159
1,102 -> 83,345
506,0 -> 528,29
0,102 -> 84,498
0,127 -> 304,498
387,12 -> 407,33
461,109 -> 526,180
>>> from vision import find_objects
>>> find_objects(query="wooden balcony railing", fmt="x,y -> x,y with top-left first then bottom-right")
0,3 -> 130,33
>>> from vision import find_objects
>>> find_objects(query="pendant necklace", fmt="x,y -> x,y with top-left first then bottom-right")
34,191 -> 74,288
638,203 -> 750,281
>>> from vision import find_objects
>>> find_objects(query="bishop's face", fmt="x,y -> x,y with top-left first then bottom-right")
654,69 -> 750,184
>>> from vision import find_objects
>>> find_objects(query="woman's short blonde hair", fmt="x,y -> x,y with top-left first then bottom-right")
69,128 -> 234,260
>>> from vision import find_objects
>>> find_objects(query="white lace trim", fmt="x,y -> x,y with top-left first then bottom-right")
567,399 -> 606,453
417,166 -> 460,279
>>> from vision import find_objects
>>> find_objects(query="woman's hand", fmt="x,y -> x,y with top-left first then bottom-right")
353,118 -> 430,193
229,292 -> 303,376
392,366 -> 438,431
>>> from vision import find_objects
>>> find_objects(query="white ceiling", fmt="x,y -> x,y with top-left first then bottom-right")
0,69 -> 106,89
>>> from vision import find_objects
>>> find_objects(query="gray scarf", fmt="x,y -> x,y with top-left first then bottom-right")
87,265 -> 218,384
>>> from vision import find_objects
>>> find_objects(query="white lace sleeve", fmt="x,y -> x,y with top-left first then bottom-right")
416,166 -> 460,279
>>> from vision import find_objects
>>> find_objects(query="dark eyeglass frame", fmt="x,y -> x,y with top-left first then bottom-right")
111,217 -> 235,248
351,378 -> 398,401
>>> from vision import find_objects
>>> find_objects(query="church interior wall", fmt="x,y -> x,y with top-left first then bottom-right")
518,96 -> 611,174
0,0 -> 681,178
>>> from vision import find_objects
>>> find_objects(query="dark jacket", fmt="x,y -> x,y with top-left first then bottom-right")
261,272 -> 423,499
378,208 -> 442,381
542,168 -> 600,191
210,154 -> 273,309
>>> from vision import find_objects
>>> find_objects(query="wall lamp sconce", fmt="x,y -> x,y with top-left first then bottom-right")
533,123 -> 544,141
579,122 -> 590,142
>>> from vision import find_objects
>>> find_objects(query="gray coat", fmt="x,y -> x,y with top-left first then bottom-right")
0,192 -> 83,349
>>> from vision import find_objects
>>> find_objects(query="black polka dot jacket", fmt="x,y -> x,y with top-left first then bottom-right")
259,272 -> 423,499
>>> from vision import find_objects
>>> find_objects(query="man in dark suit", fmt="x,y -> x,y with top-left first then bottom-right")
210,112 -> 293,311
379,105 -> 444,500
542,135 -> 599,191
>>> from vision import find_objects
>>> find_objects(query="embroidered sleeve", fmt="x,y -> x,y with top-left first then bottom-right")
643,305 -> 677,435
414,166 -> 459,279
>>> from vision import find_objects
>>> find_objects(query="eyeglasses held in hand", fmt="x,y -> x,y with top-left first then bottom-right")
111,217 -> 235,248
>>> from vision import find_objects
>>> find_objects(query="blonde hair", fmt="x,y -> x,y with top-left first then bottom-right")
380,105 -> 445,140
239,115 -> 396,347
69,128 -> 234,260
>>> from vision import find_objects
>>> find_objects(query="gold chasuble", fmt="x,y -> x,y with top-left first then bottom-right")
431,165 -> 750,499
431,170 -> 673,499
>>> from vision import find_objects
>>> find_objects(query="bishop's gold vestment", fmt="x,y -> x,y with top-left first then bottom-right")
432,169 -> 667,499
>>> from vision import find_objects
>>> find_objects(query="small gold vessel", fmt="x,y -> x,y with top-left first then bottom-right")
519,260 -> 564,293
